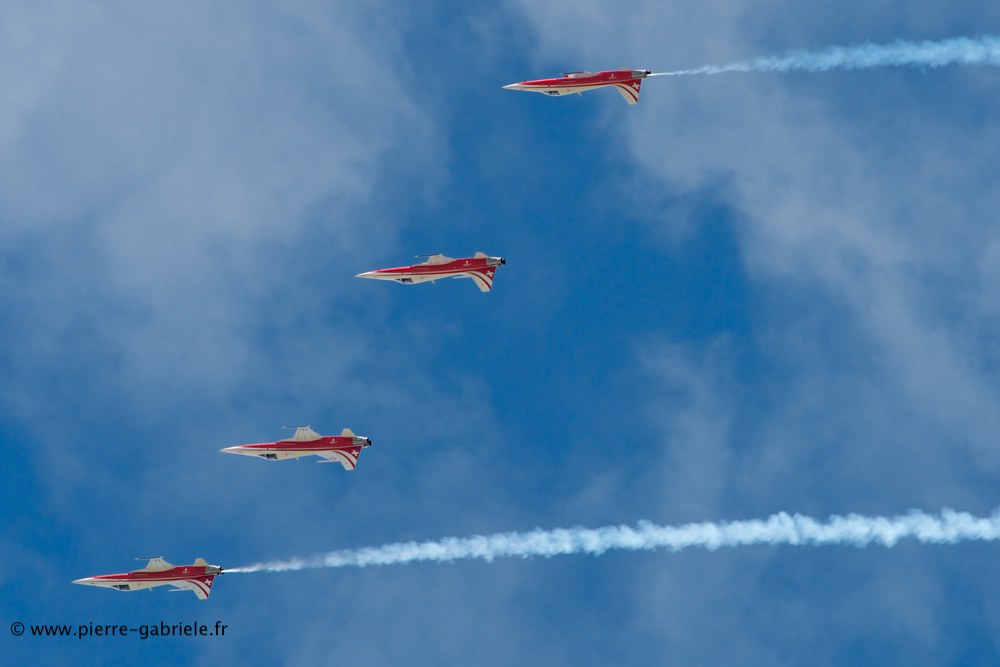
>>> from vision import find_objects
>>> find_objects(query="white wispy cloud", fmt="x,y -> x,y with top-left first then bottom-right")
509,0 -> 1000,662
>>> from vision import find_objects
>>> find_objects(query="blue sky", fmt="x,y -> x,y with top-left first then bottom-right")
4,1 -> 1000,664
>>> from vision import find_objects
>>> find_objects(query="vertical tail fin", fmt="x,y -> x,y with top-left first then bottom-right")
614,78 -> 642,104
171,575 -> 216,600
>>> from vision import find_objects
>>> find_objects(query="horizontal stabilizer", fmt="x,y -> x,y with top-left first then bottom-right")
340,428 -> 356,437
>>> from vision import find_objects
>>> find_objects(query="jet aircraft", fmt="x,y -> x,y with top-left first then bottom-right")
73,557 -> 222,600
221,426 -> 372,470
503,69 -> 652,104
356,252 -> 505,292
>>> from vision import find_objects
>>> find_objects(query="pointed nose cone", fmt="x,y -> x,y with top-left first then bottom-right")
73,577 -> 94,586
220,446 -> 242,455
502,83 -> 525,90
355,271 -> 377,279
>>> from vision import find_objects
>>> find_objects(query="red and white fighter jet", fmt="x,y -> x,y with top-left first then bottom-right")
220,426 -> 372,470
356,252 -> 506,293
503,69 -> 652,104
73,557 -> 223,600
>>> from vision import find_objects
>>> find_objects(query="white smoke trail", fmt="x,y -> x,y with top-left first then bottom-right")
228,508 -> 1000,574
651,35 -> 1000,77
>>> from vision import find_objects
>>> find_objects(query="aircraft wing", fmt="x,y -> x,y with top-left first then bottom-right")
139,558 -> 173,572
289,426 -> 322,442
419,254 -> 453,265
168,577 -> 214,600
